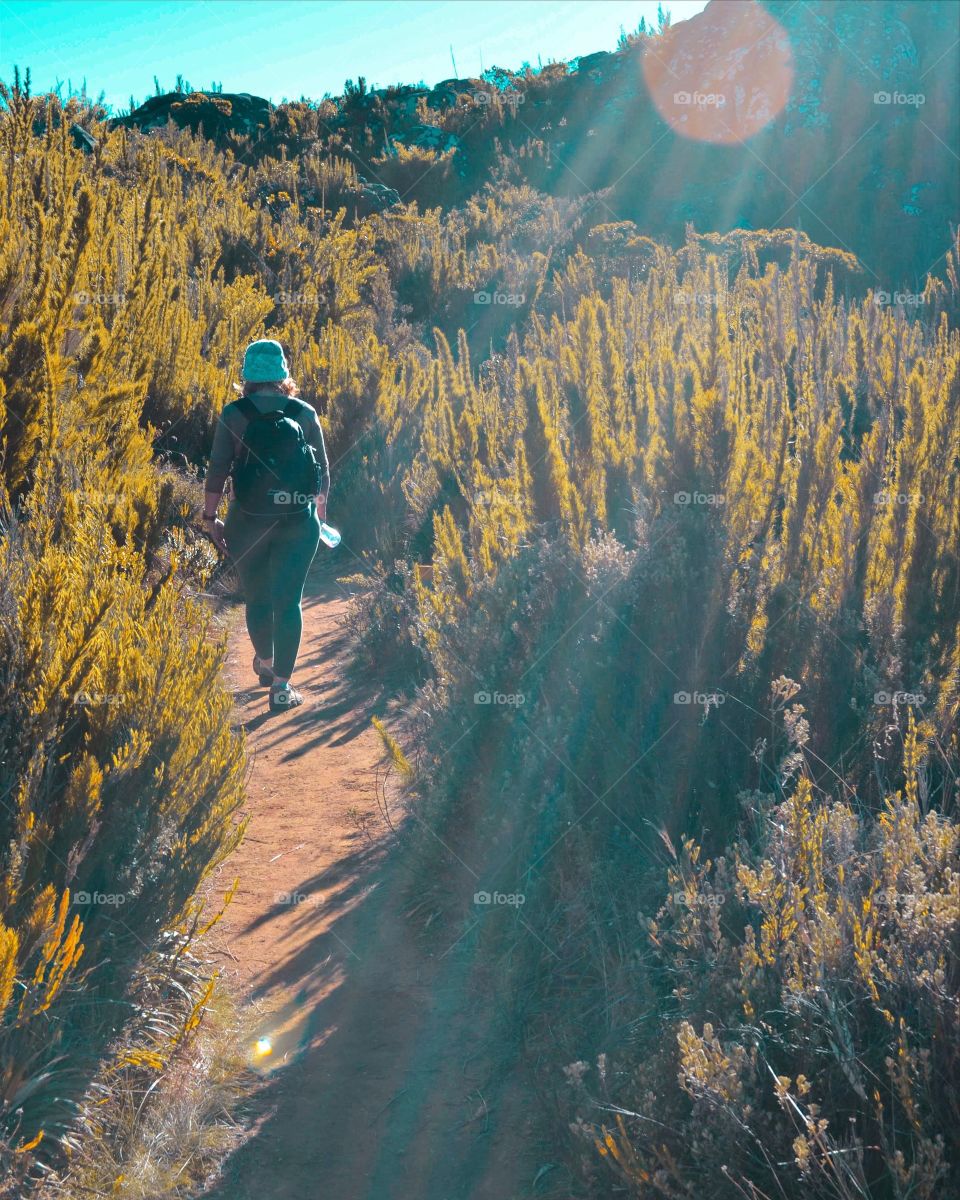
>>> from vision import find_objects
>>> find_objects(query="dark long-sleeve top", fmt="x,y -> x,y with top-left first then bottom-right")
203,391 -> 330,496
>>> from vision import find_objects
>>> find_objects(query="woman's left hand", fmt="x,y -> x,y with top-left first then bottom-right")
314,494 -> 327,521
205,517 -> 230,556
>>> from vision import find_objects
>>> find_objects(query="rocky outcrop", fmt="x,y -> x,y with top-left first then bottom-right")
428,78 -> 481,107
574,51 -> 614,80
265,174 -> 401,218
389,124 -> 460,153
357,178 -> 402,210
113,91 -> 273,137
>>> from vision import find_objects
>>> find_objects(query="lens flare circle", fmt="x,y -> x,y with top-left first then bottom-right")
642,0 -> 794,144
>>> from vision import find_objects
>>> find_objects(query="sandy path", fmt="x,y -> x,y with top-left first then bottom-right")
202,564 -> 548,1200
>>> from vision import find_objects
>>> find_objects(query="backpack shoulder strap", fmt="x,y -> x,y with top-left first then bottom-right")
282,400 -> 301,418
235,395 -> 260,422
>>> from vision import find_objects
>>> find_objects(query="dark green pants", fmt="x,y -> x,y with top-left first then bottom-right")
223,502 -> 321,680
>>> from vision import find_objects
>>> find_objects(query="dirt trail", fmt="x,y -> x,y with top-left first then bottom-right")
203,564 -> 549,1200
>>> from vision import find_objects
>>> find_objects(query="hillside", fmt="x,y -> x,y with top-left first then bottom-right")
1,1 -> 959,1196
108,0 -> 959,286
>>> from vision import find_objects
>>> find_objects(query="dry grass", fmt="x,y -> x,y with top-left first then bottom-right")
36,982 -> 253,1200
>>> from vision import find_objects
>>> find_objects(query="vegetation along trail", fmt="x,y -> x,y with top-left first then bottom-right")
204,562 -> 542,1200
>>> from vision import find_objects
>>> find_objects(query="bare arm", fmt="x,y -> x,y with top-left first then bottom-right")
304,408 -> 331,517
201,407 -> 237,552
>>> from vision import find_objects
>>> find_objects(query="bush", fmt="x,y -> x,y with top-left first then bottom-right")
0,80 -> 245,1182
579,715 -> 958,1200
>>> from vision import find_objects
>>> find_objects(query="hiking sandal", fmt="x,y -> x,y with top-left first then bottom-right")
253,654 -> 276,686
269,682 -> 303,712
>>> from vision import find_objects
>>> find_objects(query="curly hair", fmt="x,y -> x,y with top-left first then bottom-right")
232,377 -> 301,398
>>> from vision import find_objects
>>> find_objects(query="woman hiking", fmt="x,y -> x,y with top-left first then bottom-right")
202,338 -> 330,712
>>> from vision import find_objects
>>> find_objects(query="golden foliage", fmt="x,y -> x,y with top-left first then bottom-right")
0,80 -> 246,1180
591,718 -> 957,1198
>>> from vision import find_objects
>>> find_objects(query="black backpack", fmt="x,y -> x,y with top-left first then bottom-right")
231,395 -> 322,517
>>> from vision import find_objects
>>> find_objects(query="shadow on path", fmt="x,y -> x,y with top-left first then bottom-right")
205,564 -> 543,1200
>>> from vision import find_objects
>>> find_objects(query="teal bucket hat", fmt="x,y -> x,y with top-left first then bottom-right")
242,338 -> 290,382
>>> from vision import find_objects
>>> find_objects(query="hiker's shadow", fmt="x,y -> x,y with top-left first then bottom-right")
235,672 -> 390,751
239,838 -> 390,998
282,676 -> 391,754
238,707 -> 279,734
200,823 -> 523,1200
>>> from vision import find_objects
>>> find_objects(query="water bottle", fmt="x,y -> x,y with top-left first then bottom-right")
318,522 -> 341,549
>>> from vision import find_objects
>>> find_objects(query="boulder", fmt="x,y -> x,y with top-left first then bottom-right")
390,124 -> 459,153
357,177 -> 402,204
428,78 -> 479,107
299,175 -> 401,217
112,91 -> 274,137
394,88 -> 431,117
575,50 -> 612,77
30,115 -> 97,152
70,123 -> 97,152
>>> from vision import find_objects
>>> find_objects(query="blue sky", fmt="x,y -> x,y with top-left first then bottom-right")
1,0 -> 708,113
